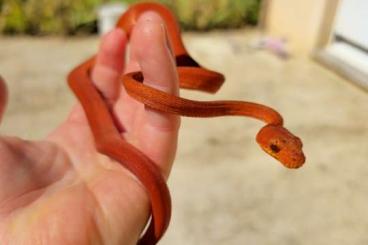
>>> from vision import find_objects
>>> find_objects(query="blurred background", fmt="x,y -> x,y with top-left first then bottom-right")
0,0 -> 368,244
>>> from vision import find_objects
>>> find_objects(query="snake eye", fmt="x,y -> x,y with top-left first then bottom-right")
270,144 -> 281,153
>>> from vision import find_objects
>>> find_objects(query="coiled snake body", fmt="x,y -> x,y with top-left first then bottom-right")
67,2 -> 305,245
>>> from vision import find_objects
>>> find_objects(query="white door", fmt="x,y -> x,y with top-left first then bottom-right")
321,0 -> 368,88
334,0 -> 368,50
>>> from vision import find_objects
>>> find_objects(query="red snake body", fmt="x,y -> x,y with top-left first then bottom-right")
0,2 -> 306,245
69,3 -> 305,244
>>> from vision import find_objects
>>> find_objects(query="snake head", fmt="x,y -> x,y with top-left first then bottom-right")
256,125 -> 305,168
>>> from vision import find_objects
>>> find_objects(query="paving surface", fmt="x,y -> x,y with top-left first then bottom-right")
0,30 -> 368,245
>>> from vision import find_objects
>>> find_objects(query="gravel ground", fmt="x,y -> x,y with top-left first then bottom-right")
0,29 -> 368,245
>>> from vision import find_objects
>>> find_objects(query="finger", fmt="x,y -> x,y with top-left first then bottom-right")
135,12 -> 179,126
65,29 -> 126,126
92,28 -> 127,104
132,12 -> 180,177
0,75 -> 8,124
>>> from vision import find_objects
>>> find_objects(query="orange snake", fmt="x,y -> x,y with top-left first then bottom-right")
1,2 -> 307,245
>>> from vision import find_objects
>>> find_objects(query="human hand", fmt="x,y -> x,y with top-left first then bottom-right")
0,11 -> 179,245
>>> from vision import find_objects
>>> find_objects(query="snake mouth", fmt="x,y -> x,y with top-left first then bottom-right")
262,146 -> 305,169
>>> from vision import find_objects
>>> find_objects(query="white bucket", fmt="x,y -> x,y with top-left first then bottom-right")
97,3 -> 128,35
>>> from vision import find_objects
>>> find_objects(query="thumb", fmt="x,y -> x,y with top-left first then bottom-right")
0,75 -> 8,123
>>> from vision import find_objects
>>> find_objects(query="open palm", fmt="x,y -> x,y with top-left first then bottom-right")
0,12 -> 179,245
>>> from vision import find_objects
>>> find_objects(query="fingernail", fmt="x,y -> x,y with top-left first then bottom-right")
161,24 -> 175,58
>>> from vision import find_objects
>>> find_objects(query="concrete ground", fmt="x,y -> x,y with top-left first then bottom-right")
0,29 -> 368,245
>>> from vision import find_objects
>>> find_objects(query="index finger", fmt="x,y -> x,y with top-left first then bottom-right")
130,12 -> 180,177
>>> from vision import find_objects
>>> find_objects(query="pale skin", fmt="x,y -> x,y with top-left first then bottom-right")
0,12 -> 179,245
